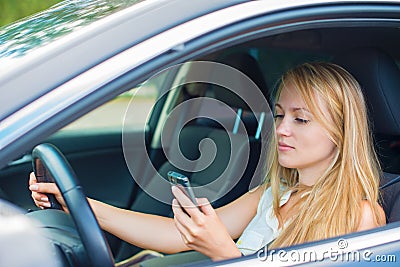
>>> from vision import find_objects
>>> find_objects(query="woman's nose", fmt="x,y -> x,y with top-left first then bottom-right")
275,117 -> 291,136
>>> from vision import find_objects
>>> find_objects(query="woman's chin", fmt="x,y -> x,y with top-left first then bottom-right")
278,158 -> 297,169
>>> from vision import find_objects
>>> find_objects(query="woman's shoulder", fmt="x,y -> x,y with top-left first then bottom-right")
357,200 -> 386,231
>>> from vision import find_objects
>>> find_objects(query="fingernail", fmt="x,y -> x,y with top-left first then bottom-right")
30,184 -> 38,191
171,186 -> 178,193
41,197 -> 48,202
43,202 -> 51,208
172,186 -> 181,192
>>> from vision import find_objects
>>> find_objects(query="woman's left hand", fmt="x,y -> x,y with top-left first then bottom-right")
171,186 -> 242,261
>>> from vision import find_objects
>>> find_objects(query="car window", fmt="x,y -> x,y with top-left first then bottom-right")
59,72 -> 165,133
0,0 -> 144,59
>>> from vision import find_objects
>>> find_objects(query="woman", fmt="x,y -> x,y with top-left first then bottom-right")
29,62 -> 386,261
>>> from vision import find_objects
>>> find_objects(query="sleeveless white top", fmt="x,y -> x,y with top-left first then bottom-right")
236,186 -> 293,256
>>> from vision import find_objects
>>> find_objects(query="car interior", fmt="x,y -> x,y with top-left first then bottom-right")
1,20 -> 400,266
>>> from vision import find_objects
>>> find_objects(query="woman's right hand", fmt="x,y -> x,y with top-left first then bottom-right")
28,172 -> 67,211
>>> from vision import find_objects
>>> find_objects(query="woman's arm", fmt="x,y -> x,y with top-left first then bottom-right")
30,172 -> 263,256
215,186 -> 264,239
29,172 -> 187,254
89,198 -> 189,254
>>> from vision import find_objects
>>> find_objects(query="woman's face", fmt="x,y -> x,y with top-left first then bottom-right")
274,84 -> 337,182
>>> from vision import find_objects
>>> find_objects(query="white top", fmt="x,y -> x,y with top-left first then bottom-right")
236,186 -> 293,256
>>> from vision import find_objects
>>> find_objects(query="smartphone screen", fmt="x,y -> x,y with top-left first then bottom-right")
167,171 -> 198,207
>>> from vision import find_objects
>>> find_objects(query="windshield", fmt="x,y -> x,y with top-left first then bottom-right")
0,0 -> 144,59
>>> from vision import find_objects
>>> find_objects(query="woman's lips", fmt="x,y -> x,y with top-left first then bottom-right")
278,142 -> 294,151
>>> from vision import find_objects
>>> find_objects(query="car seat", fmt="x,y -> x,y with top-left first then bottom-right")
0,199 -> 61,267
334,47 -> 400,223
114,51 -> 272,261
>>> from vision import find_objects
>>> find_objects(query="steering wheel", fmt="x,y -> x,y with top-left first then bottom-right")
31,143 -> 114,267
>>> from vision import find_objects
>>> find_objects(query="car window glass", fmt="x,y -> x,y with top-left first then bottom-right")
59,72 -> 166,133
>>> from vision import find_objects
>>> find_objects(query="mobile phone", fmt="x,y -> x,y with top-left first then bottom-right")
167,171 -> 198,207
32,158 -> 62,210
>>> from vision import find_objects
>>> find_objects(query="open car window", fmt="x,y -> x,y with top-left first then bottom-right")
59,73 -> 165,133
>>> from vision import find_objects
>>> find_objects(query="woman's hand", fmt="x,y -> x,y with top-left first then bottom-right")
28,172 -> 67,211
171,186 -> 242,261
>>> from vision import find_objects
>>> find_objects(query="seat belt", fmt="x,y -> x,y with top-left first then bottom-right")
380,174 -> 400,190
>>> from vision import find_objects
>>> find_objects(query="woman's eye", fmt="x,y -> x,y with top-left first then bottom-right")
274,114 -> 284,120
295,118 -> 310,124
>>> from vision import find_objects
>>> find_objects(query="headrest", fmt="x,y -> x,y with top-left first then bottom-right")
211,52 -> 270,112
334,48 -> 400,135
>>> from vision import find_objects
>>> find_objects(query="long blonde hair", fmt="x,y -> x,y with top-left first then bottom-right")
266,62 -> 384,248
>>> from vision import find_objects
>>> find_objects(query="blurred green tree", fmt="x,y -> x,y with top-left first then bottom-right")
0,0 -> 63,27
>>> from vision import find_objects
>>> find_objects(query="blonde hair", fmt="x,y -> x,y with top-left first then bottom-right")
266,62 -> 384,248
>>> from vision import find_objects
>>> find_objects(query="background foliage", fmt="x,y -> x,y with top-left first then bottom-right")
0,0 -> 63,27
